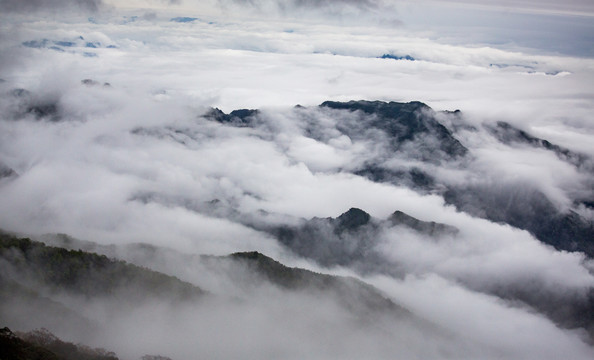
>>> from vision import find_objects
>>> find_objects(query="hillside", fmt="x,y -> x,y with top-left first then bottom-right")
0,233 -> 205,303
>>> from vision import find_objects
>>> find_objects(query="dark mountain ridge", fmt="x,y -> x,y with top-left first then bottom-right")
1,232 -> 434,347
320,100 -> 469,159
174,100 -> 594,258
487,121 -> 591,169
4,225 -> 594,347
443,183 -> 594,256
260,207 -> 457,273
203,107 -> 260,127
0,327 -> 118,360
388,210 -> 459,236
0,234 -> 206,302
229,251 -> 406,315
255,207 -> 594,340
31,230 -> 410,317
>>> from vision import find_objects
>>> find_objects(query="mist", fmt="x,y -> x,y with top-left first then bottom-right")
0,0 -> 105,13
1,1 -> 594,359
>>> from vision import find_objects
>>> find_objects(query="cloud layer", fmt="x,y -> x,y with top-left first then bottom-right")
0,0 -> 104,13
0,3 -> 593,359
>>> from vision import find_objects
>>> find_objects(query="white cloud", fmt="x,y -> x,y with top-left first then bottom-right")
0,3 -> 593,359
371,274 -> 594,360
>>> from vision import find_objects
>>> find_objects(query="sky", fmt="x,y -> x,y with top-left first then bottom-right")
1,0 -> 594,359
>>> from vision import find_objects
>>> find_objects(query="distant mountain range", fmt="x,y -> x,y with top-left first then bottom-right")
2,90 -> 593,355
4,89 -> 591,258
0,232 -> 446,359
204,100 -> 593,258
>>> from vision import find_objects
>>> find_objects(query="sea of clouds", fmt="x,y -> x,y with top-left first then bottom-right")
1,1 -> 594,359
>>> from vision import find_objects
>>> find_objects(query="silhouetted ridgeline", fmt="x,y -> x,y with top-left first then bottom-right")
258,207 -> 457,272
0,327 -> 118,360
202,100 -> 593,258
0,233 -> 206,301
229,251 -> 406,314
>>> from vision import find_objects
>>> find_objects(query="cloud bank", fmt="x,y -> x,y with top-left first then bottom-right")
0,3 -> 593,359
0,0 -> 104,13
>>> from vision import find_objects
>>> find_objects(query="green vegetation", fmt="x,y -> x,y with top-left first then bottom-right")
0,233 -> 205,302
0,327 -> 118,360
230,251 -> 406,315
230,251 -> 338,289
